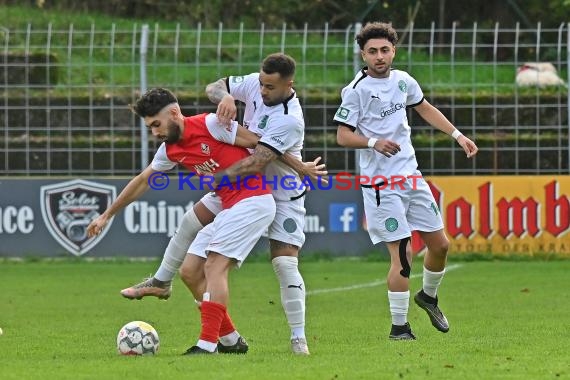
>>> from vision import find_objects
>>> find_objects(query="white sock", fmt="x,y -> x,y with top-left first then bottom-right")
154,210 -> 203,282
388,290 -> 410,326
219,331 -> 240,346
197,339 -> 217,352
272,256 -> 306,339
422,267 -> 445,298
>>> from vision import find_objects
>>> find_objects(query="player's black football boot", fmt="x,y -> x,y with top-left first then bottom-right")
414,289 -> 449,333
217,336 -> 249,354
389,322 -> 416,340
183,345 -> 218,355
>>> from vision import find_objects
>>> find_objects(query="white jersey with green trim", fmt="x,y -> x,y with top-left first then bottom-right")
228,73 -> 305,201
333,68 -> 424,184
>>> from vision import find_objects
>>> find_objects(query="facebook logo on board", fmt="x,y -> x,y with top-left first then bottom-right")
329,203 -> 357,232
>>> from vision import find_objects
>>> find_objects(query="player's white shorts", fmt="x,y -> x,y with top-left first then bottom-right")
190,194 -> 275,266
198,192 -> 306,248
362,172 -> 443,244
199,192 -> 224,215
268,198 -> 306,247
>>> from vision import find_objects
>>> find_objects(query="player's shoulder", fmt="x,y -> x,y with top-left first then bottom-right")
229,72 -> 259,84
343,69 -> 368,91
391,69 -> 415,82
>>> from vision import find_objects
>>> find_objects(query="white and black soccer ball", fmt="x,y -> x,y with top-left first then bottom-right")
116,321 -> 160,355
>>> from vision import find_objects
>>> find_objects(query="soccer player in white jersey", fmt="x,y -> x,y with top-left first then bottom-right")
181,53 -> 312,355
118,53 -> 319,355
334,22 -> 478,340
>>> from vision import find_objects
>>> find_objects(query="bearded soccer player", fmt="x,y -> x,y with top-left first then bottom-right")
87,87 -> 276,354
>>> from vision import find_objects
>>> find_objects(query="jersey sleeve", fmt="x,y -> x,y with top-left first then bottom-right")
405,73 -> 424,106
150,143 -> 176,171
227,73 -> 259,104
333,87 -> 360,130
258,115 -> 302,156
204,113 -> 238,144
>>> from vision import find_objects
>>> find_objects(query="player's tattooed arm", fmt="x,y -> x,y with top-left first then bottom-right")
205,78 -> 229,104
213,144 -> 277,184
206,78 -> 237,125
279,154 -> 328,184
234,126 -> 260,149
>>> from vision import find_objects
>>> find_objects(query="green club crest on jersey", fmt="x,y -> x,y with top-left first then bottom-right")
398,80 -> 407,92
258,115 -> 269,129
335,107 -> 350,120
385,217 -> 399,232
231,76 -> 244,83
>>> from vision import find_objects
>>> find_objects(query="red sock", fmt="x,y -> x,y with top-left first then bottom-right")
219,311 -> 236,337
199,301 -> 226,343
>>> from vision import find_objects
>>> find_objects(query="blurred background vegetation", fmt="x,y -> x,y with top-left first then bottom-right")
2,0 -> 570,29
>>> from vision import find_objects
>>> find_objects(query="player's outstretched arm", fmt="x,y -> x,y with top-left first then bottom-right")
86,165 -> 155,237
280,154 -> 328,183
413,100 -> 479,158
213,144 -> 277,186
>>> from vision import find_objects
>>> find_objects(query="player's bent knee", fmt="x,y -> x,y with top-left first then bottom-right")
269,239 -> 300,259
430,238 -> 450,258
177,208 -> 206,241
179,255 -> 205,286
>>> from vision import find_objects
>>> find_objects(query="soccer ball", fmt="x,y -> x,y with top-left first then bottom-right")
116,321 -> 160,355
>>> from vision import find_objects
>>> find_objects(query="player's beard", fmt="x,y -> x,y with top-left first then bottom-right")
262,95 -> 279,107
262,90 -> 290,107
163,121 -> 181,144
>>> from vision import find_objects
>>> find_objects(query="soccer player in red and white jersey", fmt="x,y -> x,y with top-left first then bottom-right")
119,53 -> 321,355
87,87 -> 276,354
335,23 -> 478,340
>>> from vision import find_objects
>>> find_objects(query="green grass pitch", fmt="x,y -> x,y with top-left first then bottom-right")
0,259 -> 568,379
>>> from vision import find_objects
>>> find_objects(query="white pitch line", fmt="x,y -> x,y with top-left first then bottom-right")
307,263 -> 462,296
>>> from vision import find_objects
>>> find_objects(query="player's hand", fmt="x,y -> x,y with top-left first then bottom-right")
373,139 -> 401,158
216,95 -> 238,126
87,214 -> 110,238
301,156 -> 328,185
457,135 -> 478,158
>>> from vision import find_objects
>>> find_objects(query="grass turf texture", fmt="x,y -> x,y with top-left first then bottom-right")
0,259 -> 568,379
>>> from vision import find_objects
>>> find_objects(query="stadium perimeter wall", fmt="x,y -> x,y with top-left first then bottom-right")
0,176 -> 568,258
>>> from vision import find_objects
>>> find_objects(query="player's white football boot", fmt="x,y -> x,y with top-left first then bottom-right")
120,277 -> 172,300
291,337 -> 310,355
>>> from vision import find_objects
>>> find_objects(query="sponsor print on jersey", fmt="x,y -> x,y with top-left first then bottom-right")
379,102 -> 407,118
40,179 -> 116,256
335,107 -> 350,120
271,136 -> 285,146
329,203 -> 357,232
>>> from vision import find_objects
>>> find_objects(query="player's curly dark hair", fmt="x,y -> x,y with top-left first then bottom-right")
130,87 -> 178,117
261,53 -> 296,79
355,22 -> 398,50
